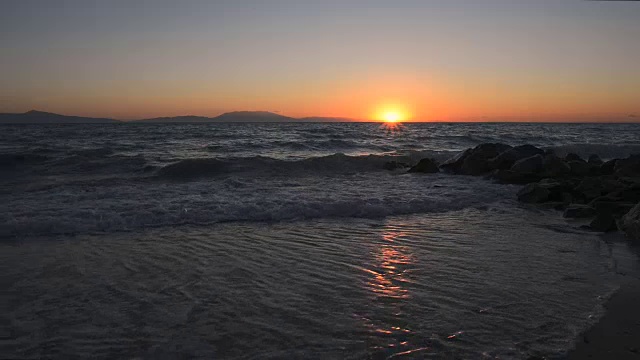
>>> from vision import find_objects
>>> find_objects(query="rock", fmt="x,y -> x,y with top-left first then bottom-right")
590,213 -> 618,232
575,177 -> 624,202
614,155 -> 640,177
383,161 -> 409,171
439,149 -> 471,173
588,154 -> 603,166
542,155 -> 571,177
563,204 -> 596,218
537,178 -> 580,202
600,159 -> 618,175
619,203 -> 640,241
592,201 -> 635,218
407,158 -> 439,173
490,169 -> 541,184
565,153 -> 583,162
487,145 -> 545,170
440,143 -> 512,175
459,151 -> 494,175
588,200 -> 634,232
568,160 -> 591,177
511,154 -> 544,174
608,184 -> 640,203
517,183 -> 550,203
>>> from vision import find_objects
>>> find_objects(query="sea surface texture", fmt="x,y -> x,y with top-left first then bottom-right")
1,122 -> 639,359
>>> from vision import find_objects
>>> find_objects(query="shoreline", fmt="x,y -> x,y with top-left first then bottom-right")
566,277 -> 640,359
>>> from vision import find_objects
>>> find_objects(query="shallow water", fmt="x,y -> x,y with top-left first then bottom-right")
1,122 -> 639,358
3,209 -> 638,359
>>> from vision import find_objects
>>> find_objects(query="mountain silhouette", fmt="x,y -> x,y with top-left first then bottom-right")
0,110 -> 119,124
0,110 -> 358,124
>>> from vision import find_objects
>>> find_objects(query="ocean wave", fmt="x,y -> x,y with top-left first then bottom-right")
154,151 -> 456,180
157,158 -> 230,179
0,175 -> 515,238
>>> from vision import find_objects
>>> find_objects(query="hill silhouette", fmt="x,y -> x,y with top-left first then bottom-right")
0,110 -> 356,124
0,110 -> 119,124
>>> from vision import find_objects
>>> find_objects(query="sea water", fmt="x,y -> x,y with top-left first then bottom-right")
1,122 -> 639,359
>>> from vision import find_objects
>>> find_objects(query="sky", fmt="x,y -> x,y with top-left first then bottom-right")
1,0 -> 639,122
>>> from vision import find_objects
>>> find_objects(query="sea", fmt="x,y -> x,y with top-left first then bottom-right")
1,122 -> 640,359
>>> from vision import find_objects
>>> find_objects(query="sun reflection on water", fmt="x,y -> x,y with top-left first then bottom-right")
359,222 -> 428,357
367,228 -> 413,300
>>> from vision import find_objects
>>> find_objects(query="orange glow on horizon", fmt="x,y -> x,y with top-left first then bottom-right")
373,103 -> 411,122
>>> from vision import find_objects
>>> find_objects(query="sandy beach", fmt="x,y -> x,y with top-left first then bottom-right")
567,276 -> 640,359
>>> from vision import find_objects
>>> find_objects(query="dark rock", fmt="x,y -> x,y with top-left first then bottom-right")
459,152 -> 493,175
592,201 -> 635,218
511,154 -> 544,174
608,185 -> 640,203
600,159 -> 618,175
588,154 -> 603,166
490,169 -> 541,184
440,143 -> 512,175
614,155 -> 640,177
407,158 -> 439,173
563,204 -> 596,218
439,149 -> 471,173
575,177 -> 625,202
384,161 -> 409,171
566,153 -> 583,162
561,192 -> 573,205
517,183 -> 550,203
590,213 -> 618,232
488,145 -> 545,170
568,160 -> 591,177
537,178 -> 580,202
542,155 -> 571,177
620,203 -> 640,241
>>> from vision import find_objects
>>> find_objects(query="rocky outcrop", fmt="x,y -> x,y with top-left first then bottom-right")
411,143 -> 640,235
517,183 -> 550,203
614,155 -> 640,177
383,161 -> 410,171
563,204 -> 596,219
488,144 -> 545,170
511,154 -> 544,174
620,203 -> 640,241
407,158 -> 439,173
543,155 -> 572,177
440,143 -> 512,175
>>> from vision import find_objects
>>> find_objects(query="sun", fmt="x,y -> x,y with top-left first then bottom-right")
373,104 -> 409,123
383,111 -> 401,123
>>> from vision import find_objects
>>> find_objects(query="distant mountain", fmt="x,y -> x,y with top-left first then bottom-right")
213,111 -> 296,122
0,110 -> 356,124
134,115 -> 212,123
0,110 -> 119,124
300,116 -> 359,122
131,111 -> 296,123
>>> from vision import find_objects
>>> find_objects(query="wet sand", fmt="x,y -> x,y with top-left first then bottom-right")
567,278 -> 640,359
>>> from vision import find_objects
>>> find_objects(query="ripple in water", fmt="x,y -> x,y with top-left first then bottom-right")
3,208 -> 636,359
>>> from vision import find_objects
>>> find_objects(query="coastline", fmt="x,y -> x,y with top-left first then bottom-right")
566,277 -> 640,359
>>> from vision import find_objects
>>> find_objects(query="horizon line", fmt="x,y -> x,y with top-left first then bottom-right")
1,109 -> 638,124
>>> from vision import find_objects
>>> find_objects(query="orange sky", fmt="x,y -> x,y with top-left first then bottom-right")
1,1 -> 639,122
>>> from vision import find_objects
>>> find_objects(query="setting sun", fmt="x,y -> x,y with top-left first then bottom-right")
383,112 -> 401,123
374,104 -> 410,122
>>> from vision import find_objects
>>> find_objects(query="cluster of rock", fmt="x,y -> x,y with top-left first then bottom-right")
390,143 -> 640,241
